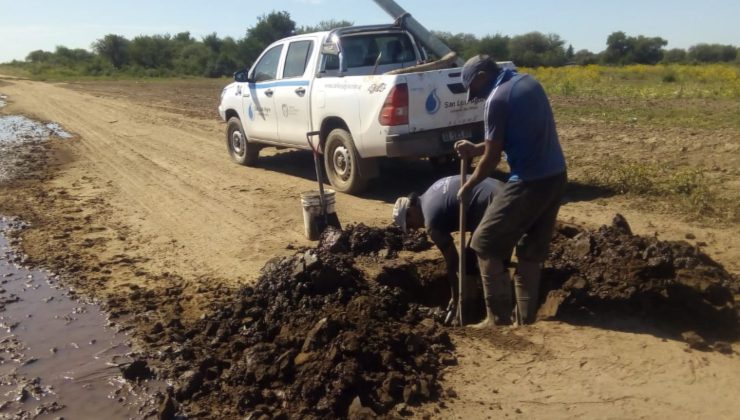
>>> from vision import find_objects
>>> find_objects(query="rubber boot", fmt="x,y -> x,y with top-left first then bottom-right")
513,260 -> 541,325
471,257 -> 512,328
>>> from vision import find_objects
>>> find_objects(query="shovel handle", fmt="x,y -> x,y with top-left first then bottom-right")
306,131 -> 328,221
457,157 -> 469,326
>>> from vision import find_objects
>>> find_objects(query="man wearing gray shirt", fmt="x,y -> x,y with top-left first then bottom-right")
393,175 -> 504,321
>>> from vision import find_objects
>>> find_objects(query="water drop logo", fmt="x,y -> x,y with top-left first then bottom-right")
425,89 -> 440,115
248,104 -> 254,121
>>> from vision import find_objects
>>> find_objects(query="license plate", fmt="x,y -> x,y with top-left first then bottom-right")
441,128 -> 471,143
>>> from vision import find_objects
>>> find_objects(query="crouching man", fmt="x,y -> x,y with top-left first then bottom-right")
392,175 -> 504,321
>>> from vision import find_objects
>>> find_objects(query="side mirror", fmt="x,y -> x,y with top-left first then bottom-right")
234,69 -> 251,83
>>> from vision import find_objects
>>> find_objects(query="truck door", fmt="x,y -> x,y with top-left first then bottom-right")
245,44 -> 283,142
275,39 -> 314,145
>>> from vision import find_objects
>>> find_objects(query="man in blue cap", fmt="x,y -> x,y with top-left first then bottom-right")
455,55 -> 567,327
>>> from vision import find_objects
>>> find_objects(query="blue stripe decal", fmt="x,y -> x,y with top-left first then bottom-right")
248,80 -> 310,89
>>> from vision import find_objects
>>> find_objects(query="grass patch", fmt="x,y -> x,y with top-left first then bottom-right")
584,161 -> 739,223
0,64 -> 32,78
550,96 -> 740,130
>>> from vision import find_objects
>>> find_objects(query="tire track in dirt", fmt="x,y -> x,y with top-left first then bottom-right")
0,80 -> 344,281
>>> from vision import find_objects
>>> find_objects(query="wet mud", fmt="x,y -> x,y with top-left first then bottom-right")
0,108 -> 72,184
104,221 -> 737,417
540,214 -> 738,347
319,224 -> 432,257
0,217 -> 163,419
138,226 -> 452,419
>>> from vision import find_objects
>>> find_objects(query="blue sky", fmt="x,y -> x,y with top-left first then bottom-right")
1,0 -> 738,63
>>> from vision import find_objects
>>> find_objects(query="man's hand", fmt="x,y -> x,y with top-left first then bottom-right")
456,181 -> 470,201
454,140 -> 479,159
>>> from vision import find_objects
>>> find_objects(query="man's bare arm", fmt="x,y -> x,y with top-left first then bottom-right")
457,139 -> 504,198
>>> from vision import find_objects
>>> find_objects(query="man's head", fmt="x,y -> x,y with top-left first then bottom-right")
461,54 -> 500,102
392,193 -> 424,232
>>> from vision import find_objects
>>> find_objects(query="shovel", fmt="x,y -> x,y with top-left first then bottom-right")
456,157 -> 470,326
306,131 -> 341,235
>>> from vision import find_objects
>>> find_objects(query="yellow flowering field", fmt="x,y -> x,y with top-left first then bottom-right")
523,64 -> 740,99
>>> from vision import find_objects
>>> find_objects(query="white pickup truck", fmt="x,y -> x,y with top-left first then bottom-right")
218,24 -> 490,193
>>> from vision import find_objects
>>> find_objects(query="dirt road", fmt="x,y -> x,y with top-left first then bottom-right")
0,76 -> 738,418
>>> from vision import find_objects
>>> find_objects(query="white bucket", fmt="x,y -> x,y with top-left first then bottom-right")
300,189 -> 336,240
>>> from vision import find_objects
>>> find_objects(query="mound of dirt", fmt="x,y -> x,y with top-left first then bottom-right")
541,214 -> 738,342
145,240 -> 453,418
319,224 -> 432,257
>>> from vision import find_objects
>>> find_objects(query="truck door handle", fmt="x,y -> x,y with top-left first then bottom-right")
264,89 -> 274,97
295,87 -> 306,96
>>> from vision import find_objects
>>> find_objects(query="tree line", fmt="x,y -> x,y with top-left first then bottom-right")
8,11 -> 739,78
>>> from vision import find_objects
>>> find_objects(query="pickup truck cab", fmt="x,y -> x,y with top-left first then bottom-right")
218,24 -> 497,193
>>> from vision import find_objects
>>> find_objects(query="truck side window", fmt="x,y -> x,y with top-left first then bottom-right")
340,34 -> 415,68
283,40 -> 314,79
252,45 -> 283,82
319,54 -> 340,77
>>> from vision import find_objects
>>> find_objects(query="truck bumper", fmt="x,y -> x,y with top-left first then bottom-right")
217,105 -> 226,121
385,123 -> 483,158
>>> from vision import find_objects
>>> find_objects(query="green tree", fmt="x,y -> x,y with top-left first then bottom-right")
26,50 -> 54,63
54,46 -> 94,62
631,36 -> 667,64
688,43 -> 738,62
573,49 -> 598,65
566,44 -> 575,61
247,11 -> 297,50
297,19 -> 353,34
662,48 -> 686,63
604,31 -> 631,64
432,31 -> 480,59
175,43 -> 211,75
509,32 -> 567,67
477,34 -> 510,60
604,31 -> 668,64
235,36 -> 265,70
92,34 -> 130,68
128,34 -> 176,69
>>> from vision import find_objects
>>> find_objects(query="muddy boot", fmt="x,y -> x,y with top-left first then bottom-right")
513,260 -> 541,325
470,257 -> 512,328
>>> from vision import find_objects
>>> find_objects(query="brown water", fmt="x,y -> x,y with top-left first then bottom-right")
0,218 -> 163,419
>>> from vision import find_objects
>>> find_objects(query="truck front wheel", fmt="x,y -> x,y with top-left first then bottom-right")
324,128 -> 368,194
226,117 -> 259,166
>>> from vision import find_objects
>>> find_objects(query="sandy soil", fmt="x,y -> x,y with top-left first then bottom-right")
0,76 -> 738,418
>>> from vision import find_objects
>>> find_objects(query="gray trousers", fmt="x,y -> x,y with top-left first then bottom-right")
471,171 -> 567,263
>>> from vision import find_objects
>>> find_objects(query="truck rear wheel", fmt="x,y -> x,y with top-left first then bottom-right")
324,128 -> 368,194
226,117 -> 259,166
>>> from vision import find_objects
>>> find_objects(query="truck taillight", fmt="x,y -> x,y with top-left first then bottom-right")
379,83 -> 409,126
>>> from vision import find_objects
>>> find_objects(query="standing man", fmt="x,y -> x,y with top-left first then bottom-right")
455,55 -> 567,327
392,175 -> 504,321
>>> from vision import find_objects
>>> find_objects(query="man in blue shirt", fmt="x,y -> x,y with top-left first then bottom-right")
455,55 -> 567,327
393,175 -> 504,321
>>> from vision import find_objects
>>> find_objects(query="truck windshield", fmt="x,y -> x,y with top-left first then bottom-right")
341,33 -> 416,68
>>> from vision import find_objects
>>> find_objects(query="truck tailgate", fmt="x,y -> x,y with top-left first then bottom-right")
403,68 -> 484,135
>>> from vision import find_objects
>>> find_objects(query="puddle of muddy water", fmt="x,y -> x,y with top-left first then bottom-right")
0,97 -> 73,184
0,218 -> 164,419
0,115 -> 72,145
